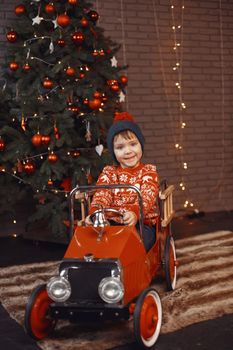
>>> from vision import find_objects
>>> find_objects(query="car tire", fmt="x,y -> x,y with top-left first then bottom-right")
133,287 -> 162,348
164,235 -> 177,291
24,284 -> 57,340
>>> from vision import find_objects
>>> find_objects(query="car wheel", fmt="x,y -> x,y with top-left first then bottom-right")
133,287 -> 162,348
164,235 -> 177,291
24,284 -> 57,339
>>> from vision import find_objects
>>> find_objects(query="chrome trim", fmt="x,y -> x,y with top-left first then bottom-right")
69,184 -> 144,241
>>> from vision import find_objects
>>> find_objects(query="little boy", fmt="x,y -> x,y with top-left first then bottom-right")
85,112 -> 159,251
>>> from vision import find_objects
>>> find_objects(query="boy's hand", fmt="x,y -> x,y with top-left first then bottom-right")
123,211 -> 137,226
85,215 -> 93,226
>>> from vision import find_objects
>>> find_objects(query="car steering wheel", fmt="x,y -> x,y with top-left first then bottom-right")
89,208 -> 124,226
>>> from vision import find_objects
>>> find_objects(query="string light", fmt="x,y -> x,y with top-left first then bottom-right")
24,36 -> 51,45
170,1 -> 195,210
30,56 -> 55,66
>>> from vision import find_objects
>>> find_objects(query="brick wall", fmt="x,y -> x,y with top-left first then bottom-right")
1,0 -> 233,214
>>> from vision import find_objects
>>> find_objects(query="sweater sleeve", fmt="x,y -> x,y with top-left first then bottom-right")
89,166 -> 114,214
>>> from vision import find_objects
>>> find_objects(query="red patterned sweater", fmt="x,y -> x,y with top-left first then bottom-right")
89,163 -> 159,226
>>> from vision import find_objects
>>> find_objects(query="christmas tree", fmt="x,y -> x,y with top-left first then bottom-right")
0,0 -> 128,237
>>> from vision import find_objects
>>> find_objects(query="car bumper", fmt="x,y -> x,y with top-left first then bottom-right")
50,303 -> 130,322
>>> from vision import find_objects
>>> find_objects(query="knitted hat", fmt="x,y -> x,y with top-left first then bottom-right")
107,112 -> 145,163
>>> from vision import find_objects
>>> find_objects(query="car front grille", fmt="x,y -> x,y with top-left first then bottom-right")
59,259 -> 120,303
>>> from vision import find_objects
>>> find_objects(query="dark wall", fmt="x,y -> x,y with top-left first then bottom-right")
1,0 -> 233,214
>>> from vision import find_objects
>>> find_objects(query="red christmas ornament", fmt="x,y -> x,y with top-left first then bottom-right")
23,63 -> 31,71
110,83 -> 120,92
119,75 -> 128,85
0,138 -> 5,151
66,67 -> 75,76
71,31 -> 84,45
68,0 -> 77,5
6,30 -> 17,43
60,177 -> 71,191
54,125 -> 59,140
88,98 -> 101,110
24,161 -> 36,175
31,134 -> 42,147
47,179 -> 53,186
79,72 -> 85,79
45,3 -> 55,14
43,77 -> 53,89
88,10 -> 99,23
48,152 -> 58,163
107,79 -> 118,86
41,135 -> 51,145
92,49 -> 98,57
15,4 -> 26,15
57,13 -> 70,27
80,17 -> 88,27
83,98 -> 89,105
9,61 -> 19,71
57,38 -> 65,47
93,91 -> 102,99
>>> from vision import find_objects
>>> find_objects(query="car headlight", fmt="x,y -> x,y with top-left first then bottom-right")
98,277 -> 124,304
46,276 -> 71,302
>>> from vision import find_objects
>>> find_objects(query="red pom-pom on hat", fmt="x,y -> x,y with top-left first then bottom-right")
113,111 -> 134,123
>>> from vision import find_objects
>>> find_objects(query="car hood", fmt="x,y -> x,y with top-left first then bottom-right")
64,226 -> 146,267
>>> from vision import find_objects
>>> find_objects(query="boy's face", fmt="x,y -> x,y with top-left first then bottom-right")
113,131 -> 142,169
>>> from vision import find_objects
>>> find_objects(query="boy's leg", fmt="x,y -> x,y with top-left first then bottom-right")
143,225 -> 156,251
136,224 -> 156,252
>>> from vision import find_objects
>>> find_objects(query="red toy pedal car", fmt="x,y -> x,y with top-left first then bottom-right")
24,183 -> 177,348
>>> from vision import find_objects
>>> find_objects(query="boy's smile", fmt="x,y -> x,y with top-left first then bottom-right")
113,132 -> 142,169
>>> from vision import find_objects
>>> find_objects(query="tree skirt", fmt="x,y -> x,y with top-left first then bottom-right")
0,230 -> 233,350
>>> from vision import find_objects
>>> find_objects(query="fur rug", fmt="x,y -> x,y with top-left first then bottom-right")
0,230 -> 233,350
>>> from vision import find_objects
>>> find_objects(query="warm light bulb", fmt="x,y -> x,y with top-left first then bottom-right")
13,220 -> 17,224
